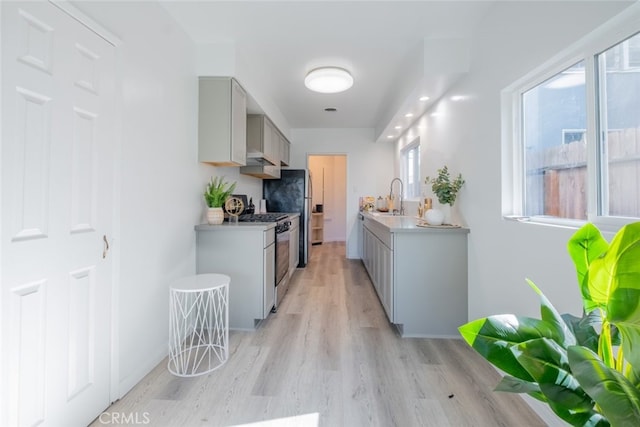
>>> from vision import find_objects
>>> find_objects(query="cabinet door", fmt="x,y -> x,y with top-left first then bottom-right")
289,225 -> 299,274
263,119 -> 272,162
260,118 -> 274,165
367,229 -> 375,280
372,237 -> 379,293
381,244 -> 394,320
231,79 -> 247,165
199,77 -> 246,166
362,225 -> 394,322
363,227 -> 371,275
280,137 -> 290,166
263,242 -> 275,317
270,125 -> 280,165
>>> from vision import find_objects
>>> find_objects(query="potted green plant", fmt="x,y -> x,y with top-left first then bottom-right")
424,166 -> 464,225
459,222 -> 640,426
204,176 -> 236,225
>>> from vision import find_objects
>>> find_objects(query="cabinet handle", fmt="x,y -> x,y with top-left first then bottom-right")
103,235 -> 110,259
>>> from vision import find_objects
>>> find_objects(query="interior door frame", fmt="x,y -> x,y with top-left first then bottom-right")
306,153 -> 348,242
48,0 -> 123,404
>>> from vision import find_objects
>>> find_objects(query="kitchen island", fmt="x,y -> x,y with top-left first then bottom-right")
361,211 -> 469,337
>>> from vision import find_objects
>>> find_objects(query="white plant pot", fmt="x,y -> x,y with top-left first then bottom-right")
206,207 -> 224,225
424,208 -> 444,225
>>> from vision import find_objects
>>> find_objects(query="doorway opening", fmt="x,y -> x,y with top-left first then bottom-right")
308,155 -> 347,244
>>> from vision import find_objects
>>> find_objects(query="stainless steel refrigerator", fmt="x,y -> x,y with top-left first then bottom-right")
263,169 -> 312,267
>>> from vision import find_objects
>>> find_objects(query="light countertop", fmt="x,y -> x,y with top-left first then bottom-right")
362,211 -> 470,234
195,212 -> 300,232
195,222 -> 276,231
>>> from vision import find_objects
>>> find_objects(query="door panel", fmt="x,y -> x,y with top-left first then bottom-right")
70,108 -> 98,233
9,279 -> 47,427
1,2 -> 116,426
11,87 -> 52,241
67,266 -> 96,399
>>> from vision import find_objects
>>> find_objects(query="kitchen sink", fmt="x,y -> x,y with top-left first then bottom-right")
370,212 -> 410,217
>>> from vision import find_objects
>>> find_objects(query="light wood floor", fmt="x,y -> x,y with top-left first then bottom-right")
93,242 -> 545,427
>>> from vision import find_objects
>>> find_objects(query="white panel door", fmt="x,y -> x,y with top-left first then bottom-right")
1,2 -> 116,426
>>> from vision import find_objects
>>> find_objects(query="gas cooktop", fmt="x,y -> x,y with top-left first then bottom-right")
236,213 -> 288,223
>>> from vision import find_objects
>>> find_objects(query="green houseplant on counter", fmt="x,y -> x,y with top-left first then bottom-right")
204,176 -> 236,225
423,166 -> 464,225
459,222 -> 640,426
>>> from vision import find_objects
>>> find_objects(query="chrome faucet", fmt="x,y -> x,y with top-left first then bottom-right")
389,178 -> 404,216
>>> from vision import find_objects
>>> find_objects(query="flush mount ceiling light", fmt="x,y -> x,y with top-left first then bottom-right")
305,67 -> 353,93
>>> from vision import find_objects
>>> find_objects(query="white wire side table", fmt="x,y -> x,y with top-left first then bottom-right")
168,274 -> 229,377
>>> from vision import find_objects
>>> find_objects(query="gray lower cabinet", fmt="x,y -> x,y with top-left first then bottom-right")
263,239 -> 275,317
288,216 -> 300,276
196,226 -> 275,330
362,216 -> 468,337
362,224 -> 393,320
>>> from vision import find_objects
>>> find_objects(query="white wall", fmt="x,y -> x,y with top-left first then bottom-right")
74,1 -> 204,397
290,128 -> 395,258
396,1 -> 633,323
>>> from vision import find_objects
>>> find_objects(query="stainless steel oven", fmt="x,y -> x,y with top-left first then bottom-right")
274,219 -> 291,310
233,210 -> 291,311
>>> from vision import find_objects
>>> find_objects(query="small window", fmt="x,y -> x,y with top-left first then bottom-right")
562,129 -> 586,145
522,61 -> 587,220
401,140 -> 420,199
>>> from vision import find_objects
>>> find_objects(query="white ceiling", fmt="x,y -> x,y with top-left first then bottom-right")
161,1 -> 495,138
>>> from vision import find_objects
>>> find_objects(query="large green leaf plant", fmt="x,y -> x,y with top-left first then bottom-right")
459,222 -> 640,426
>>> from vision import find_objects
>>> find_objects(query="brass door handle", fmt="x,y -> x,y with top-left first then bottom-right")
103,235 -> 110,259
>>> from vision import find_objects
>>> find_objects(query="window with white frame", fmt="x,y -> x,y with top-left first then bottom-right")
521,61 -> 587,220
597,32 -> 640,219
505,20 -> 640,226
401,140 -> 420,199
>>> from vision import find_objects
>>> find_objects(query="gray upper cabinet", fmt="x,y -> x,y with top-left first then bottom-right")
198,77 -> 247,166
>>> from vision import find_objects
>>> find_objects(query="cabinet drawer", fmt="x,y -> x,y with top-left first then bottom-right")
264,227 -> 275,248
289,216 -> 299,230
364,218 -> 393,249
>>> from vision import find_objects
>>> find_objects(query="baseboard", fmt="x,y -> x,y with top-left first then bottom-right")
117,344 -> 167,399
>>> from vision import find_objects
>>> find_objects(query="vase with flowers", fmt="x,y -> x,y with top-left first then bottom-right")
424,166 -> 465,225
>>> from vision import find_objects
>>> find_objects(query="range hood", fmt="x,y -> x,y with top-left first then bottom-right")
240,164 -> 281,179
245,151 -> 277,166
